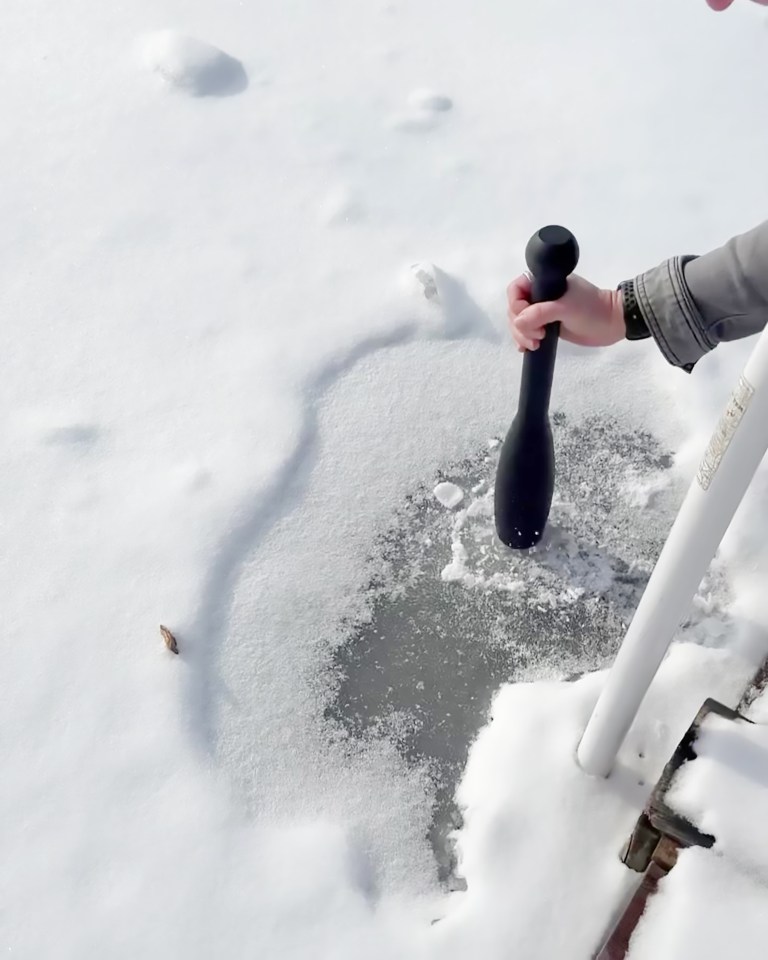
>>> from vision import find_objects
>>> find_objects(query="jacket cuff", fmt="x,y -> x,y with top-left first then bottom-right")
632,255 -> 717,372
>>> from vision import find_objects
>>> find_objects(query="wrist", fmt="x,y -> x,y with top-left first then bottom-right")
611,288 -> 625,342
601,287 -> 627,345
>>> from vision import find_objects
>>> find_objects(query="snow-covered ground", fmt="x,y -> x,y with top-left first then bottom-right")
628,690 -> 768,958
3,1 -> 768,956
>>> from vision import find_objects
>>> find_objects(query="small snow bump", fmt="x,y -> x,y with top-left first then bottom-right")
434,481 -> 464,509
388,89 -> 453,133
407,88 -> 453,113
18,410 -> 102,449
409,262 -> 440,302
318,187 -> 366,226
41,424 -> 101,447
142,31 -> 248,98
172,463 -> 213,493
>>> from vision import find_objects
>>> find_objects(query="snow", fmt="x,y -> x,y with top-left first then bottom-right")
428,643 -> 755,959
627,846 -> 768,960
3,0 -> 768,957
142,32 -> 248,97
630,693 -> 768,960
627,690 -> 768,958
407,89 -> 454,114
666,712 -> 768,882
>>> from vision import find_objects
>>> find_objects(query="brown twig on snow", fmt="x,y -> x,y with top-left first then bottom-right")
160,625 -> 179,655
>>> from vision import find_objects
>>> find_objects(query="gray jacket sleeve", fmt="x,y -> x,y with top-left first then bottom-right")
629,220 -> 768,370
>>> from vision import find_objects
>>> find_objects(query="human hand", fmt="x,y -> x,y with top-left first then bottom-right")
706,0 -> 768,9
506,273 -> 625,352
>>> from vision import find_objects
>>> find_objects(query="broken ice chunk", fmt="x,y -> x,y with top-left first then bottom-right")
434,481 -> 464,509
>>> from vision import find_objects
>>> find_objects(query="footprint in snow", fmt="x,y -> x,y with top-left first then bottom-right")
142,31 -> 248,98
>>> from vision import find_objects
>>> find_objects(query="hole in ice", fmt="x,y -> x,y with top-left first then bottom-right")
325,411 -> 733,885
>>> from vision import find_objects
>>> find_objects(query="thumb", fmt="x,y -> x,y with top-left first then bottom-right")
516,300 -> 563,335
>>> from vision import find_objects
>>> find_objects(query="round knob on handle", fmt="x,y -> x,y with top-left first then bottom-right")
525,225 -> 580,305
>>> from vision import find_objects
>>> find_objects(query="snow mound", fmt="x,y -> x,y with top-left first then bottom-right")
407,89 -> 453,113
318,186 -> 366,226
142,31 -> 248,97
628,847 -> 768,960
389,89 -> 453,132
431,644 -> 755,959
16,408 -> 102,449
407,262 -> 441,303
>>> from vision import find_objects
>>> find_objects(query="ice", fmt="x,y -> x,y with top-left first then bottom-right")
433,481 -> 464,509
